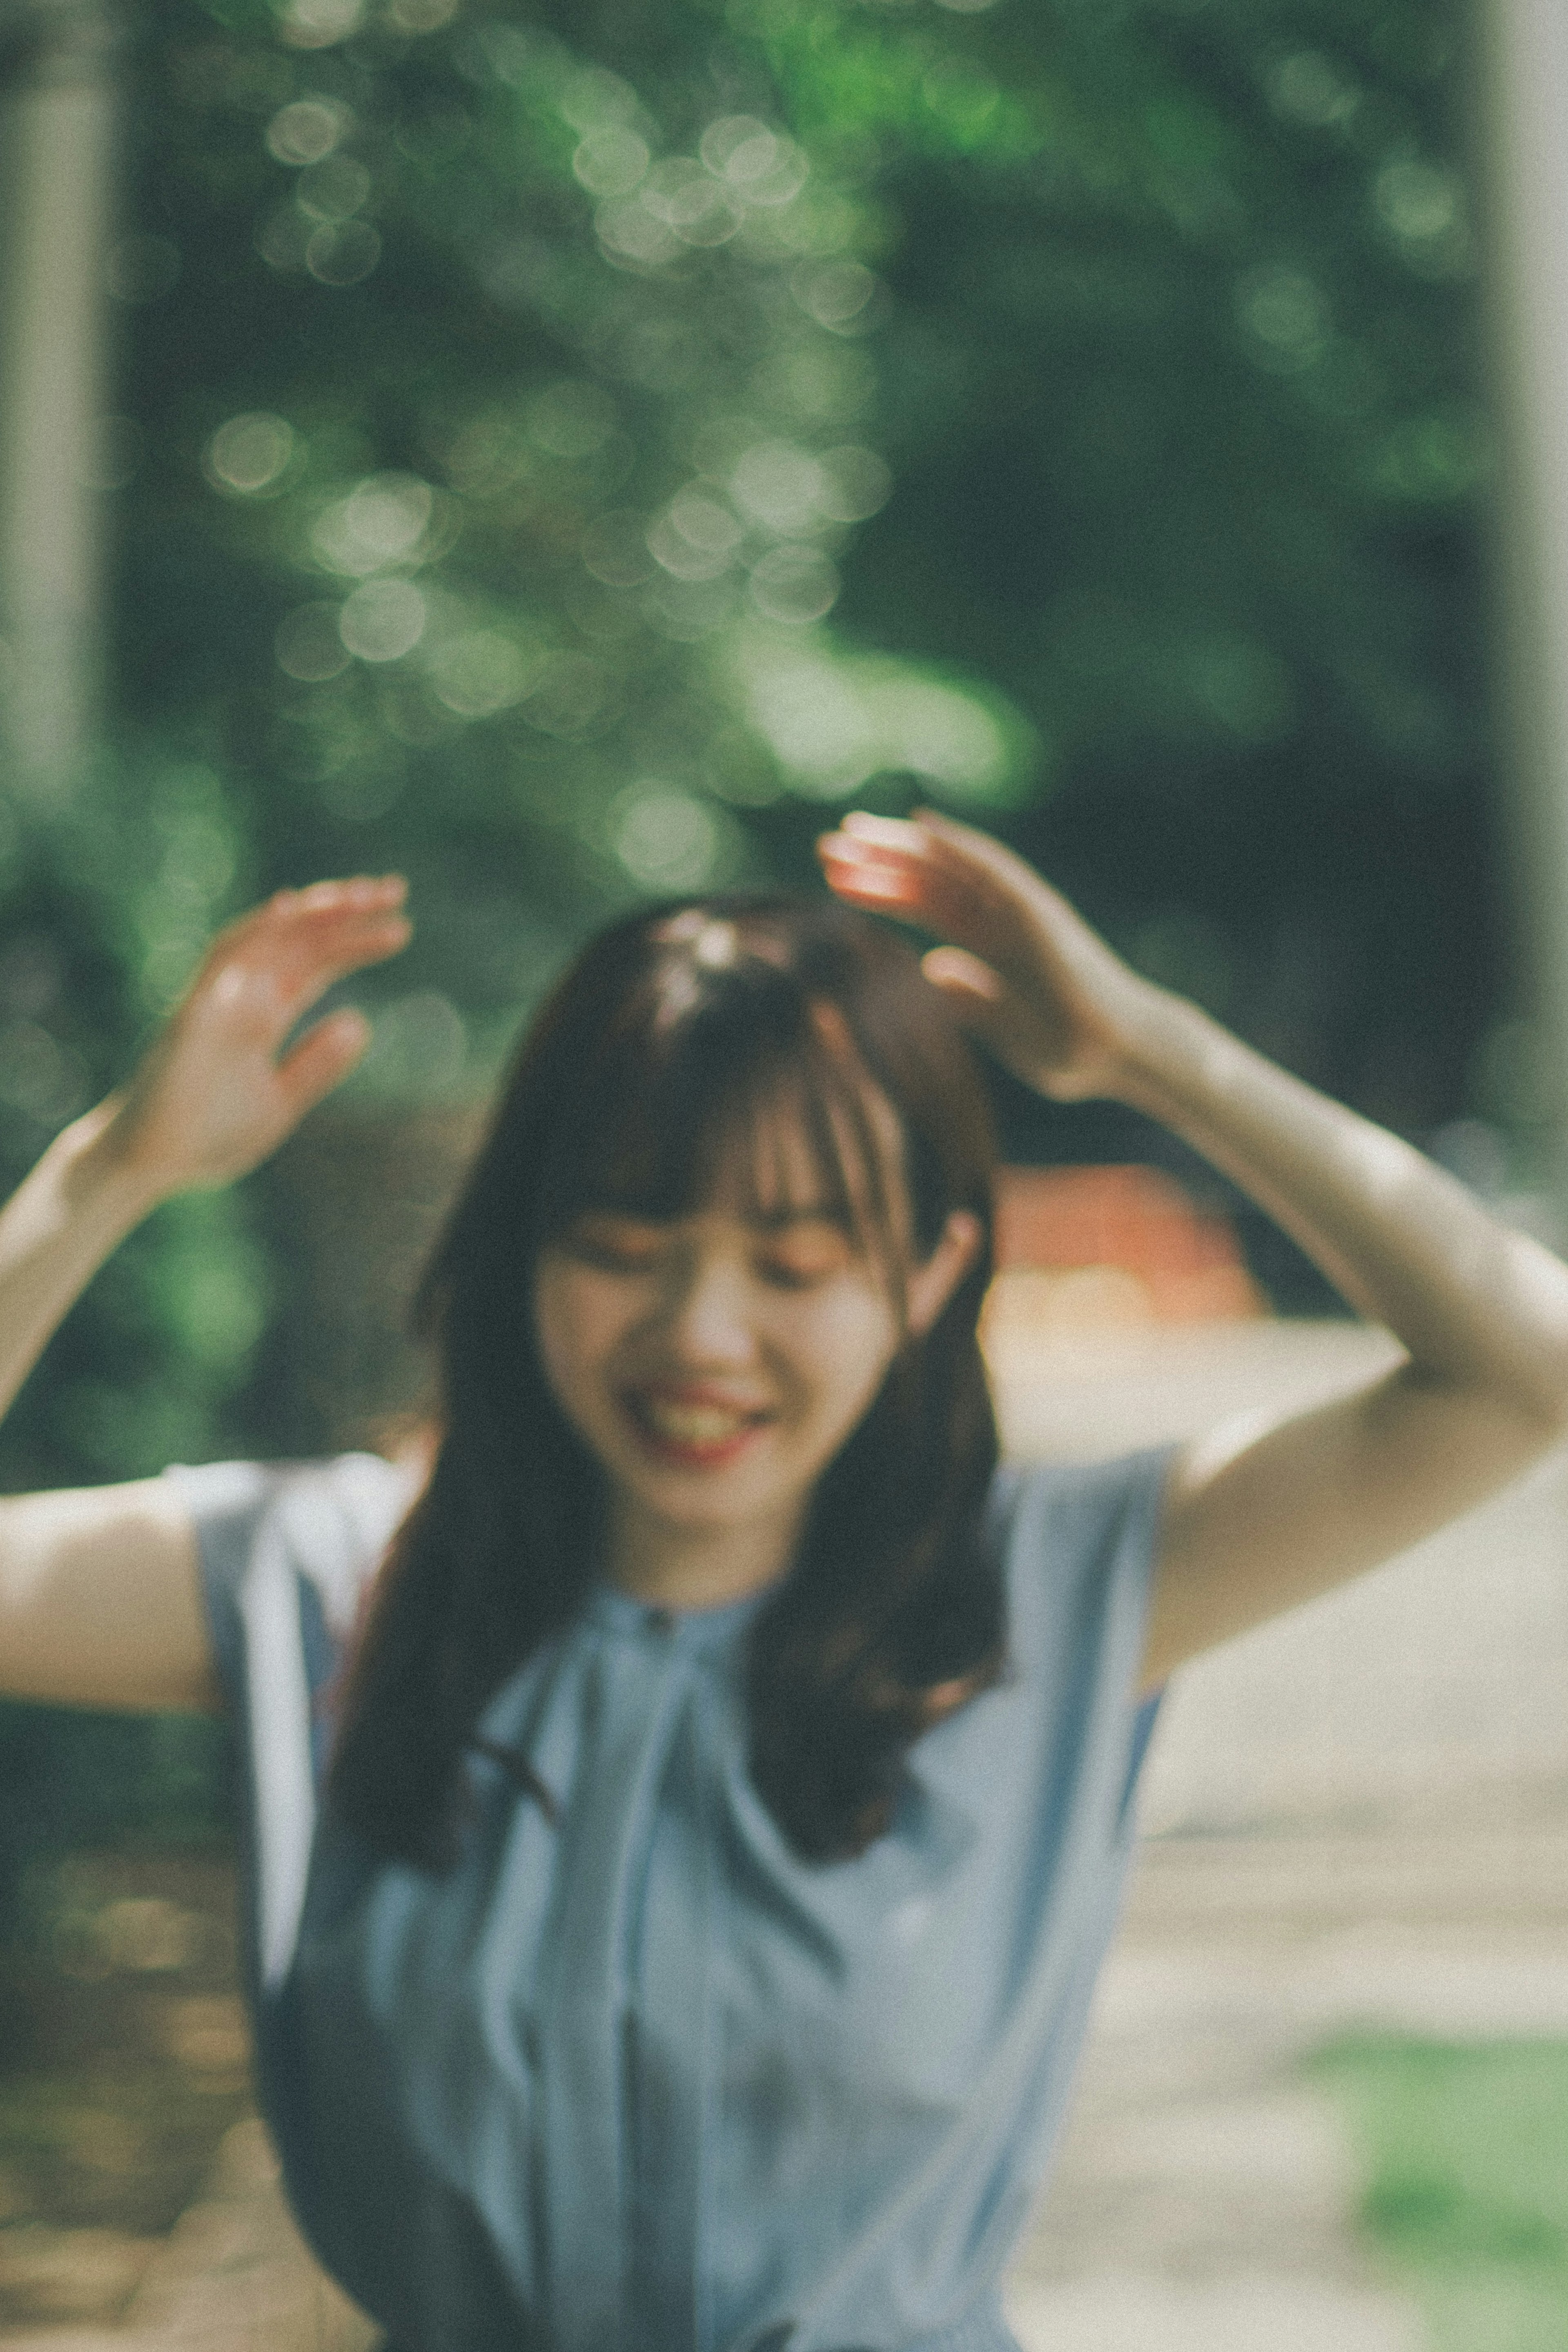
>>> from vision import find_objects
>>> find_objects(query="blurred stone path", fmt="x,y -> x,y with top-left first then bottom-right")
1006,1806 -> 1568,2352
0,2113 -> 374,2350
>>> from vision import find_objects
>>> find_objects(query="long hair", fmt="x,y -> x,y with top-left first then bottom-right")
329,894 -> 1004,1866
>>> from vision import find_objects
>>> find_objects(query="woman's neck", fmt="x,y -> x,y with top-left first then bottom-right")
604,1493 -> 806,1614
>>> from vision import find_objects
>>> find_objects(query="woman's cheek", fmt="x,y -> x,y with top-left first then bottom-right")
799,1285 -> 901,1432
532,1262 -> 628,1422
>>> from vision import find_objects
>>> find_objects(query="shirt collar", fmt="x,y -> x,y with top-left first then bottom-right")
585,1578 -> 773,1652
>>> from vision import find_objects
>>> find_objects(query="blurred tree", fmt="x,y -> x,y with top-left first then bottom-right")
839,2 -> 1500,1153
106,0 -> 1498,1141
0,0 -> 1501,1464
0,0 -> 1499,1854
0,0 -> 1503,1465
100,0 -> 1495,1141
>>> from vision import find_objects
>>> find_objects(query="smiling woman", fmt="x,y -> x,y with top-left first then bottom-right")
0,816 -> 1564,2352
332,889 -> 1004,1871
532,969 -> 984,1577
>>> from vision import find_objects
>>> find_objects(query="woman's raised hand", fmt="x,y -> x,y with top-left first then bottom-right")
102,877 -> 411,1198
818,811 -> 1154,1101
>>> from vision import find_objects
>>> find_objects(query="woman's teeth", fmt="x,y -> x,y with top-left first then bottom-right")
638,1397 -> 761,1443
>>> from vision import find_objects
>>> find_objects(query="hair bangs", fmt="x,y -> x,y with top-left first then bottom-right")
531,939 -> 903,1266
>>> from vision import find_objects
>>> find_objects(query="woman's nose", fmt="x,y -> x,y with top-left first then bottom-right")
661,1251 -> 757,1362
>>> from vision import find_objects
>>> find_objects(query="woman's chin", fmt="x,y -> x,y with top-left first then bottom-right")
607,1430 -> 813,1537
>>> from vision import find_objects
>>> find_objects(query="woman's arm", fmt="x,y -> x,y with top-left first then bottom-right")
0,878 -> 410,1713
819,811 -> 1568,1687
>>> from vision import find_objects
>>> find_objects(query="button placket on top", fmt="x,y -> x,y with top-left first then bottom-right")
626,1638 -> 723,2352
535,1600 -> 698,2352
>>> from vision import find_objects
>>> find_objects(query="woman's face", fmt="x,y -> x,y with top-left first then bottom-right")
532,1107 -> 979,1569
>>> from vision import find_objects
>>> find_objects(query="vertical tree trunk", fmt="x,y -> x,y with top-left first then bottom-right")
0,0 -> 116,786
1475,0 -> 1568,1224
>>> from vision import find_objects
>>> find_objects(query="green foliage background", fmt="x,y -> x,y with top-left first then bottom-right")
0,0 -> 1500,1849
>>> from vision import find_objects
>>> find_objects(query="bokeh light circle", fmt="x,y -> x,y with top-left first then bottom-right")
203,412 -> 296,496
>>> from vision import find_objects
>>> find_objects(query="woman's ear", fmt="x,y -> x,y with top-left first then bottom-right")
906,1211 -> 984,1338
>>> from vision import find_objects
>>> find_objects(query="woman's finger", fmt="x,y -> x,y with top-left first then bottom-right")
820,833 -> 1021,964
837,812 -> 927,851
920,945 -> 1003,1005
818,851 -> 920,910
910,812 -> 1113,956
272,1008 -> 373,1118
824,813 -> 1029,926
200,891 -> 410,1037
290,874 -> 408,913
920,947 -> 1057,1077
918,946 -> 1010,1046
206,874 -> 406,963
906,808 -> 1047,898
258,882 -> 410,981
818,824 -> 966,914
279,908 -> 412,1004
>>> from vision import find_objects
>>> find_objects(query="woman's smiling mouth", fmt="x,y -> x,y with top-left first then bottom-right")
623,1387 -> 775,1466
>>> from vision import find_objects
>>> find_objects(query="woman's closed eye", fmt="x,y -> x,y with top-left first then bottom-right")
560,1212 -> 857,1289
755,1221 -> 856,1289
561,1216 -> 670,1274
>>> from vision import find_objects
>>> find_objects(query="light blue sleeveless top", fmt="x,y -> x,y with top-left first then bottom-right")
173,1446 -> 1170,2352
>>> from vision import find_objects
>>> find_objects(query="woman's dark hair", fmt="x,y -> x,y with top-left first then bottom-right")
330,894 -> 1004,1866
